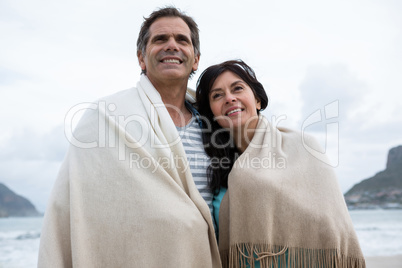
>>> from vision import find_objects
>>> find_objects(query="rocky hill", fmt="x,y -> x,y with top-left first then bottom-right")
0,183 -> 41,217
345,145 -> 402,209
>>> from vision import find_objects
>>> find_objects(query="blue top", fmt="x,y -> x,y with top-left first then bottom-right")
212,187 -> 227,240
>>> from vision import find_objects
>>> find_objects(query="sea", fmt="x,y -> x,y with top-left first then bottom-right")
0,210 -> 401,267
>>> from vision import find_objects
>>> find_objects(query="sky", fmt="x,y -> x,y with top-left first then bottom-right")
1,0 -> 401,212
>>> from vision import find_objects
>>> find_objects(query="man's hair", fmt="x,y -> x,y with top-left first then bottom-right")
137,7 -> 201,76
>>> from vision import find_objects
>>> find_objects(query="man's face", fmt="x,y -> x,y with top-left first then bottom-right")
138,17 -> 200,86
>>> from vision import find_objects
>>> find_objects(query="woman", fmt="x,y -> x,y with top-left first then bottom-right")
196,60 -> 365,268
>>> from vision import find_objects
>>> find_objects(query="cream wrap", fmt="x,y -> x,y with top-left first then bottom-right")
219,116 -> 365,268
38,75 -> 221,267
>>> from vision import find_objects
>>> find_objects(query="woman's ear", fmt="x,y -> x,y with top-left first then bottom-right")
256,99 -> 261,110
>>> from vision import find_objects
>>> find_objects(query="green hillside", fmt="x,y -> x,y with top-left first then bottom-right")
345,145 -> 402,209
0,183 -> 41,217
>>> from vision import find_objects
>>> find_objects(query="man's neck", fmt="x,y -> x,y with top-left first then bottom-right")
151,78 -> 192,127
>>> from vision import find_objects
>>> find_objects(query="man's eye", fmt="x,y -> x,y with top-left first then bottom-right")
178,36 -> 189,43
154,36 -> 166,42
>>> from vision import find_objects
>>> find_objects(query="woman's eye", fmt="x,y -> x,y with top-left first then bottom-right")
212,93 -> 222,99
234,86 -> 243,91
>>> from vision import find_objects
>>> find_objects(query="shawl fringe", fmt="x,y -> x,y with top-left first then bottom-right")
220,243 -> 366,268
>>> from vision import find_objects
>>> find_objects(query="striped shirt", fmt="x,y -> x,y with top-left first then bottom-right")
176,116 -> 214,226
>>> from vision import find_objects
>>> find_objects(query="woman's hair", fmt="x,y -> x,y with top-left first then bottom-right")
195,60 -> 268,193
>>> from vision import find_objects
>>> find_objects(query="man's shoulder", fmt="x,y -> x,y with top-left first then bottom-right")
97,87 -> 139,103
75,86 -> 143,125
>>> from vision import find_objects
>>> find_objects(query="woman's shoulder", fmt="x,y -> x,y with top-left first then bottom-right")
259,116 -> 324,155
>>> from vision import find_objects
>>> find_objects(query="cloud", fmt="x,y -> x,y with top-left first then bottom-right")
295,63 -> 402,192
0,160 -> 61,213
1,0 -> 401,209
0,67 -> 29,85
0,125 -> 68,211
0,125 -> 68,162
299,64 -> 367,129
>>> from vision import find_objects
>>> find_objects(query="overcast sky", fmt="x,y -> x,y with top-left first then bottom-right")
1,0 -> 401,212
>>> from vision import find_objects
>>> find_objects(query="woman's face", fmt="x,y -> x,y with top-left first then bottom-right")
209,71 -> 261,131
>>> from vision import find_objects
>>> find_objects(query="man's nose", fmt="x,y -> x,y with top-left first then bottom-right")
165,37 -> 179,51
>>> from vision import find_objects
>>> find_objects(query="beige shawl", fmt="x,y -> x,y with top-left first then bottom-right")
38,75 -> 221,267
219,116 -> 365,268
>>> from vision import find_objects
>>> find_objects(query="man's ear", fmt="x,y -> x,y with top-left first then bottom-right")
137,51 -> 146,72
192,54 -> 200,72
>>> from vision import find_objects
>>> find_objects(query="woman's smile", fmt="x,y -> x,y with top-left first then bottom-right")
209,71 -> 261,131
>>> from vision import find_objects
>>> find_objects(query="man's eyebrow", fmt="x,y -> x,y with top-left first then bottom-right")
150,33 -> 191,43
176,34 -> 191,41
150,34 -> 168,42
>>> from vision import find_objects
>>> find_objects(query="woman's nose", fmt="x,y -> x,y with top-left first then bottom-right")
225,94 -> 236,103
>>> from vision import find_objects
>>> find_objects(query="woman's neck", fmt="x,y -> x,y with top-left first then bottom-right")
232,117 -> 259,153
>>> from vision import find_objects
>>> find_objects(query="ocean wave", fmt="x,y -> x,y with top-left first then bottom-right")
355,226 -> 402,232
0,231 -> 41,241
355,227 -> 380,231
16,231 -> 41,240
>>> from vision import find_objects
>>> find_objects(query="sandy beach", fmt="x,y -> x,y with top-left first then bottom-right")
365,255 -> 402,268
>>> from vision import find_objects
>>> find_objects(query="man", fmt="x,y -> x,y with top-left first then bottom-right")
38,7 -> 221,267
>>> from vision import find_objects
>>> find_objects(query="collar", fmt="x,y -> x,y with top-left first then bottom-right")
184,100 -> 203,128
